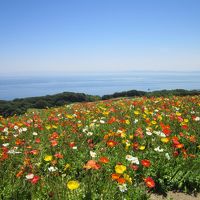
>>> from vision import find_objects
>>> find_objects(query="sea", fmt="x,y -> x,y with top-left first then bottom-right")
0,71 -> 200,100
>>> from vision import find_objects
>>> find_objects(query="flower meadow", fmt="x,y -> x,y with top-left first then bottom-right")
0,96 -> 200,199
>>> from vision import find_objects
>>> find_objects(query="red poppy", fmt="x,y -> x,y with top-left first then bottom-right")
141,159 -> 151,167
35,138 -> 41,143
69,142 -> 75,148
1,147 -> 9,160
30,149 -> 39,155
172,136 -> 179,145
144,177 -> 155,188
51,140 -> 58,147
87,139 -> 93,144
173,151 -> 179,157
1,152 -> 9,160
54,153 -> 63,159
162,128 -> 171,136
130,164 -> 139,171
108,117 -> 116,124
50,132 -> 59,140
182,125 -> 188,130
132,142 -> 139,150
31,175 -> 40,184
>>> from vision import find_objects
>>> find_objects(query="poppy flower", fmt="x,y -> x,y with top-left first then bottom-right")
132,142 -> 139,150
99,156 -> 109,164
174,143 -> 184,149
111,173 -> 120,180
64,164 -> 70,171
117,177 -> 126,184
144,177 -> 155,188
44,155 -> 53,161
50,132 -> 59,140
123,173 -> 132,184
31,175 -> 40,184
26,173 -> 34,180
182,125 -> 188,130
50,140 -> 58,147
161,137 -> 170,143
30,149 -> 39,155
54,153 -> 63,159
84,160 -> 101,170
108,117 -> 116,124
115,164 -> 126,174
139,145 -> 145,150
107,140 -> 117,147
130,164 -> 139,171
141,159 -> 151,167
173,151 -> 179,157
1,152 -> 8,160
67,180 -> 80,190
69,142 -> 76,148
16,170 -> 23,178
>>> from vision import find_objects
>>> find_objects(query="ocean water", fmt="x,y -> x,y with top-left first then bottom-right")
0,71 -> 200,100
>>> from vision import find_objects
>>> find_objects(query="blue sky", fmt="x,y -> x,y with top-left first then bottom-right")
0,0 -> 200,75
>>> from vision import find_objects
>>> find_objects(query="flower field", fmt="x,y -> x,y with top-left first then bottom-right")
0,96 -> 200,199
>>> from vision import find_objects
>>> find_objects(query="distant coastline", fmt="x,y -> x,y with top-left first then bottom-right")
1,71 -> 200,100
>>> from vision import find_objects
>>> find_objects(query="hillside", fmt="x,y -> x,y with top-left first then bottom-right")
0,89 -> 199,117
0,96 -> 200,199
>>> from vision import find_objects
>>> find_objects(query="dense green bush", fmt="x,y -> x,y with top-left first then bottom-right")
0,92 -> 100,117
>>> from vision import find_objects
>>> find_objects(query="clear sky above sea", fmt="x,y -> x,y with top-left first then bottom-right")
0,0 -> 200,75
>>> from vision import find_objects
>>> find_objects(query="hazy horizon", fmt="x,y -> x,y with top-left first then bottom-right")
0,0 -> 200,74
1,69 -> 200,77
1,71 -> 200,100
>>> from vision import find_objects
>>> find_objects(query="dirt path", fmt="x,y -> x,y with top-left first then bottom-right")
150,192 -> 199,200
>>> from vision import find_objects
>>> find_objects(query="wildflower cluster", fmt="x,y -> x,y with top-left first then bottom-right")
0,96 -> 200,199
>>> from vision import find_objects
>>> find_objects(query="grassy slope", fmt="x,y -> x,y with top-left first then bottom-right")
0,96 -> 200,199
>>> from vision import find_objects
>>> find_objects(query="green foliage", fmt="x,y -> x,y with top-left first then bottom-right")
102,89 -> 200,100
0,89 -> 200,117
0,92 -> 101,117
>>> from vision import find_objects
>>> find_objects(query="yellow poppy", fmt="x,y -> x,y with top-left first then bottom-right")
134,111 -> 140,115
44,155 -> 52,161
64,164 -> 70,171
124,173 -> 132,184
139,145 -> 145,150
67,180 -> 80,190
115,164 -> 127,174
161,137 -> 170,143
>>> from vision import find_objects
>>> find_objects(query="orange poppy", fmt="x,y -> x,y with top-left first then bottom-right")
175,143 -> 184,149
111,173 -> 120,180
84,160 -> 101,170
107,140 -> 117,147
117,177 -> 126,184
99,157 -> 109,164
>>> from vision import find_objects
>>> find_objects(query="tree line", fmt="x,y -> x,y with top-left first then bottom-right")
0,92 -> 100,117
0,89 -> 199,117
